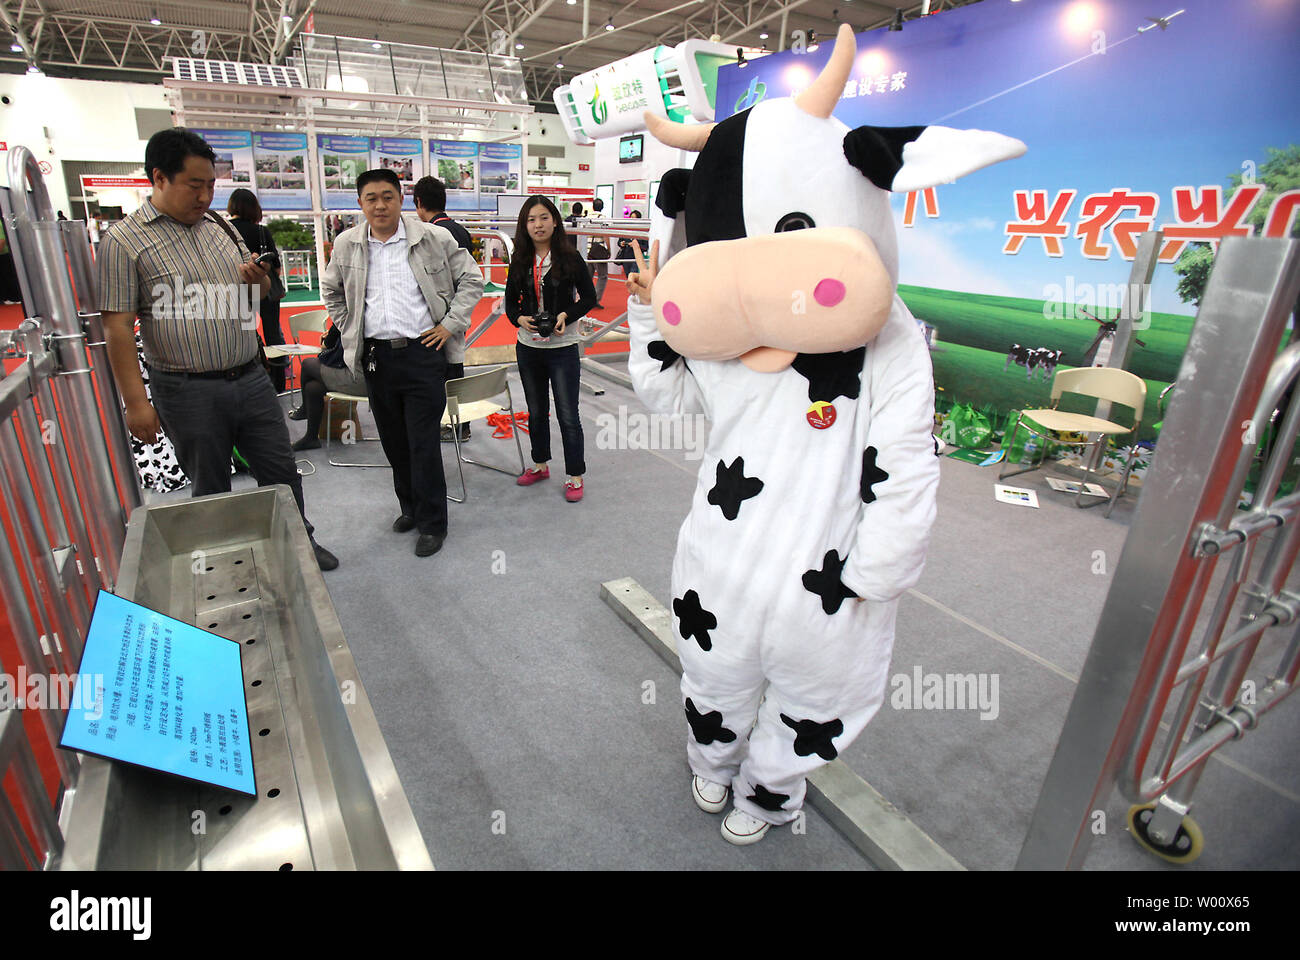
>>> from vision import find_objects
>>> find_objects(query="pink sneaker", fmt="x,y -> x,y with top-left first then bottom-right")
517,466 -> 549,486
564,479 -> 584,502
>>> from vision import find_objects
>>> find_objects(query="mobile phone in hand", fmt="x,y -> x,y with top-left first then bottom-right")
252,252 -> 276,266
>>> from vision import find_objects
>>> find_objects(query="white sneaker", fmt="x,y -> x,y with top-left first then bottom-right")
721,807 -> 771,845
691,775 -> 729,814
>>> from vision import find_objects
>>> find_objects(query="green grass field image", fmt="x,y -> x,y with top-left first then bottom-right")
900,284 -> 1195,444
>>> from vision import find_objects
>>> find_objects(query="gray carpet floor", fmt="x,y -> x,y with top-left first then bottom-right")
147,360 -> 1300,870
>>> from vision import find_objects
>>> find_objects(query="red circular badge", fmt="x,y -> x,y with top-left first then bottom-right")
806,401 -> 837,429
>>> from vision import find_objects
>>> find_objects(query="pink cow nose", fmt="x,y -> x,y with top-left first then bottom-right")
814,278 -> 846,307
662,300 -> 682,326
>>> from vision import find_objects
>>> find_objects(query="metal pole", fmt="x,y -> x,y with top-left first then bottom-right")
8,147 -> 127,587
60,218 -> 144,513
1016,237 -> 1300,869
0,420 -> 86,674
0,499 -> 79,785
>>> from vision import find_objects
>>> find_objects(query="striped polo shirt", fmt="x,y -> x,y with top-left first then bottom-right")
97,199 -> 258,373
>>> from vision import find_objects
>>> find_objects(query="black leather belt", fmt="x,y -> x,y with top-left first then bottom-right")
366,337 -> 416,349
156,359 -> 259,381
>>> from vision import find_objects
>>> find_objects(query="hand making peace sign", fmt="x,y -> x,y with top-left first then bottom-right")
626,238 -> 660,305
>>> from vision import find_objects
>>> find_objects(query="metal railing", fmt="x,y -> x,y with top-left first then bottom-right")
1018,236 -> 1300,868
0,144 -> 140,868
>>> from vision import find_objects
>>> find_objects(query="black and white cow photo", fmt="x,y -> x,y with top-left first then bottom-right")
1005,343 -> 1063,381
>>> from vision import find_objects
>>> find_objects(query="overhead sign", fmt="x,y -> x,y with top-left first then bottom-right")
563,48 -> 665,140
80,176 -> 152,190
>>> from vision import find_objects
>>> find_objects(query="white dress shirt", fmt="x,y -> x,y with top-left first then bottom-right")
363,217 -> 433,339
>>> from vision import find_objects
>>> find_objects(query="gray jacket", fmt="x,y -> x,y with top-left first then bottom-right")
321,214 -> 484,372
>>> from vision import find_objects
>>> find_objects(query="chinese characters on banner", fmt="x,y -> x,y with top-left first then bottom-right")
1002,184 -> 1300,262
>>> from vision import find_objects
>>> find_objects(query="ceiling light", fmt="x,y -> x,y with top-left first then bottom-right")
372,36 -> 382,48
282,13 -> 292,22
10,42 -> 22,53
567,0 -> 577,4
26,62 -> 41,74
759,31 -> 769,39
149,10 -> 161,25
515,41 -> 525,49
889,8 -> 904,31
605,17 -> 615,31
555,59 -> 564,68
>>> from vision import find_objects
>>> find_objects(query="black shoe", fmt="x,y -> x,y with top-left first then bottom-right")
312,541 -> 339,571
292,436 -> 321,451
288,406 -> 306,421
440,425 -> 455,443
415,533 -> 445,557
392,515 -> 416,533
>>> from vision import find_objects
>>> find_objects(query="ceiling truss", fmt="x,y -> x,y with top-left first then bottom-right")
0,0 -> 986,109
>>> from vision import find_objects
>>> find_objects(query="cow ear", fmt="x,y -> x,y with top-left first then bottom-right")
843,124 -> 1026,193
656,168 -> 691,218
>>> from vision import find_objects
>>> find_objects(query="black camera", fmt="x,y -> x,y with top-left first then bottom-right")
533,311 -> 556,338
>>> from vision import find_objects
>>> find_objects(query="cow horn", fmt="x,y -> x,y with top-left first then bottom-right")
795,23 -> 856,119
643,110 -> 715,152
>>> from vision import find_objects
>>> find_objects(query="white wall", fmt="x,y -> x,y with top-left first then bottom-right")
0,74 -> 169,218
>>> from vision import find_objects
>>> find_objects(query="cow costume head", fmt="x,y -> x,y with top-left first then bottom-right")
642,24 -> 1025,373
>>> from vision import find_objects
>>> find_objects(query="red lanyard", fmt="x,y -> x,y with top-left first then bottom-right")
532,253 -> 548,310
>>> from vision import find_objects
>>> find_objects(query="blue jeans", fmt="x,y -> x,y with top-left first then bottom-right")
516,342 -> 585,476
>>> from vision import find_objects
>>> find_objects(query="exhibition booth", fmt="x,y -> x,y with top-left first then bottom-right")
1,0 -> 1298,876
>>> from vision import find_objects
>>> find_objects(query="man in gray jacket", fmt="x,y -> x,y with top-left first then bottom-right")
322,169 -> 484,556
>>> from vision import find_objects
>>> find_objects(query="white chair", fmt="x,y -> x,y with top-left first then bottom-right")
323,389 -> 384,468
999,366 -> 1147,516
263,308 -> 328,401
443,366 -> 526,503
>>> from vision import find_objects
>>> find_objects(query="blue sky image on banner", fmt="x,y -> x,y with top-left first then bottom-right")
711,0 -> 1299,432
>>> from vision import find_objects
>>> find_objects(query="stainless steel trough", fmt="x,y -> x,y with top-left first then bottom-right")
53,486 -> 432,870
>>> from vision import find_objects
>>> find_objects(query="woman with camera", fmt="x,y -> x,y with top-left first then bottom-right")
504,195 -> 598,501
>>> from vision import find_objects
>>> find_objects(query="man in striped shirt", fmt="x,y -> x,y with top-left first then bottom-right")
98,127 -> 339,570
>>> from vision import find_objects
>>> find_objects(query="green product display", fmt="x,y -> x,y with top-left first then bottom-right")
1002,411 -> 1056,464
945,402 -> 993,449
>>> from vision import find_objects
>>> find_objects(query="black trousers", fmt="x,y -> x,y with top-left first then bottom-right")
363,339 -> 449,536
260,297 -> 286,392
149,364 -> 313,536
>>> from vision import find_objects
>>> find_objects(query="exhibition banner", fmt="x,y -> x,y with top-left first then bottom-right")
711,0 -> 1300,439
479,143 -> 523,199
370,137 -> 423,210
318,134 -> 370,210
433,140 -> 480,212
566,48 -> 669,139
253,132 -> 310,210
193,129 -> 254,211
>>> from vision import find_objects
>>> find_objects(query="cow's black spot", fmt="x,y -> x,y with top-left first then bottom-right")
792,347 -> 866,403
747,783 -> 791,812
860,446 -> 889,504
674,589 -> 719,651
647,339 -> 682,371
707,456 -> 764,521
780,713 -> 845,761
802,549 -> 858,615
685,697 -> 737,745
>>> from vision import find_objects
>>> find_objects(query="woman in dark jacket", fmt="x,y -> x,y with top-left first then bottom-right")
227,189 -> 287,391
504,195 -> 598,501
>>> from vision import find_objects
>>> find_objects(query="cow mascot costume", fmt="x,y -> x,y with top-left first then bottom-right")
625,24 -> 1025,844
